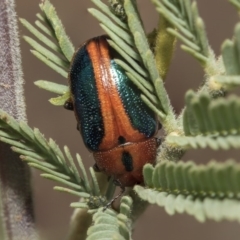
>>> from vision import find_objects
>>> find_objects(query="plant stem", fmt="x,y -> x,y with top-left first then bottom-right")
0,0 -> 37,239
67,208 -> 92,240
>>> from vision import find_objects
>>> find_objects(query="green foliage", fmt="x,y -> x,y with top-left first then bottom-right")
19,15 -> 70,76
167,91 -> 240,149
184,91 -> 240,136
143,160 -> 240,199
134,160 -> 240,222
222,23 -> 240,76
167,135 -> 240,150
40,1 -> 75,61
34,80 -> 70,105
20,0 -> 72,106
212,76 -> 240,90
152,0 -> 210,65
87,197 -> 132,240
0,109 -> 115,209
135,185 -> 240,223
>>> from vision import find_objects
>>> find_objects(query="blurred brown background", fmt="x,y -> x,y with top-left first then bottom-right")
15,0 -> 240,239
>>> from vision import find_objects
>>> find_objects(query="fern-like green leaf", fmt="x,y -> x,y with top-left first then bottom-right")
87,196 -> 133,240
152,0 -> 210,65
20,12 -> 71,71
222,23 -> 240,76
167,135 -> 240,150
143,160 -> 240,200
183,91 -> 240,136
135,185 -> 240,223
40,0 -> 75,62
34,80 -> 68,94
212,75 -> 240,90
0,109 -> 114,209
136,160 -> 240,222
34,80 -> 70,106
20,0 -> 73,105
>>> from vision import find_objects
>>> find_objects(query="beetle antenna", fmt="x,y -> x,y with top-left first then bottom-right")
103,179 -> 125,211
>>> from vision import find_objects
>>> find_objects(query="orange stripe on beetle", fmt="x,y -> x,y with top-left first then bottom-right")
67,35 -> 160,187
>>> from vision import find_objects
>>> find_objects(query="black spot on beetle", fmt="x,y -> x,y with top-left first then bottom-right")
118,136 -> 126,144
122,151 -> 133,172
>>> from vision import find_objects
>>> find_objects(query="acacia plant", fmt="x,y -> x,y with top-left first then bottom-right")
1,0 -> 240,239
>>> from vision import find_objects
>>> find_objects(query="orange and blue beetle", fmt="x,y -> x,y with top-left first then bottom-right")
65,35 -> 160,187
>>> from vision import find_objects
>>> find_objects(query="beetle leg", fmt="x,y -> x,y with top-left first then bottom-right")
93,163 -> 101,172
103,179 -> 125,211
113,179 -> 125,192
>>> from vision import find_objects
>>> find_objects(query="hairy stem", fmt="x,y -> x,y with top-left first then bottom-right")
0,0 -> 37,239
67,208 -> 92,240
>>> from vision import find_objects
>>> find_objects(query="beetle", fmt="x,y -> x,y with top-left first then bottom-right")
65,35 -> 160,187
